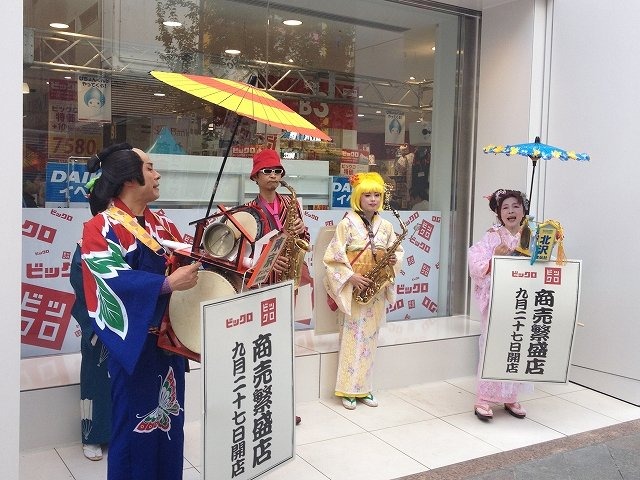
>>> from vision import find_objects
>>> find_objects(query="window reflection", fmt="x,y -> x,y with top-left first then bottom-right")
21,0 -> 480,358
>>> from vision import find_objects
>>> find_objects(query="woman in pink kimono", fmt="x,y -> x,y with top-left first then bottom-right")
468,189 -> 533,420
323,172 -> 403,410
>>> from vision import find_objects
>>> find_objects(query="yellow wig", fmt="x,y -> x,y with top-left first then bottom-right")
350,172 -> 386,212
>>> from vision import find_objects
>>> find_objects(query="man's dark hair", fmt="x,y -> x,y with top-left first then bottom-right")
86,143 -> 144,215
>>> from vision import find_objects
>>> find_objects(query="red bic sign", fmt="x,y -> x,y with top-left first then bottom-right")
225,312 -> 254,328
417,219 -> 434,241
21,283 -> 74,351
260,298 -> 277,326
544,267 -> 562,285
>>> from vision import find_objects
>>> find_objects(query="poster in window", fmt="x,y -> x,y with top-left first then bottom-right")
385,111 -> 405,145
77,74 -> 111,122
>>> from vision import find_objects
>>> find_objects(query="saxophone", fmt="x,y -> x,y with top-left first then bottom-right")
354,209 -> 408,305
278,180 -> 311,288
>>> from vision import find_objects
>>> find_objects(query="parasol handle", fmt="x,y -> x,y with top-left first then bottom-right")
528,136 -> 541,207
205,116 -> 243,218
528,157 -> 537,209
205,75 -> 258,218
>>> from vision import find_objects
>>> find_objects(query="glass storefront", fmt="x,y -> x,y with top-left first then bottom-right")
22,0 -> 480,357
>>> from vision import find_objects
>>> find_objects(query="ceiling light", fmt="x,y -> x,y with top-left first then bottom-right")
64,76 -> 72,80
49,22 -> 70,29
154,93 -> 166,97
22,83 -> 30,94
283,19 -> 302,26
357,114 -> 365,117
358,95 -> 363,99
288,59 -> 294,63
375,110 -> 381,114
432,46 -> 436,51
163,20 -> 182,27
225,49 -> 241,55
409,76 -> 415,80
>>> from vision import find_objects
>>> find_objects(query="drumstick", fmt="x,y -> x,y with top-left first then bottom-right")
159,239 -> 192,252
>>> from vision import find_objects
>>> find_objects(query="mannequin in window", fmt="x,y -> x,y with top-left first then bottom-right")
393,144 -> 413,208
22,173 -> 44,207
411,146 -> 430,194
409,187 -> 429,211
393,144 -> 413,179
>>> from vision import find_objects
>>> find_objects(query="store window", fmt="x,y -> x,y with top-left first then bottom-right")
22,0 -> 479,357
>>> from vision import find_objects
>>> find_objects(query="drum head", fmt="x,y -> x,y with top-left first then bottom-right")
168,270 -> 240,354
224,206 -> 264,241
202,223 -> 236,258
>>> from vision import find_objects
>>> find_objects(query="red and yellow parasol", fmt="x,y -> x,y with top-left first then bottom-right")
151,71 -> 332,216
150,71 -> 331,141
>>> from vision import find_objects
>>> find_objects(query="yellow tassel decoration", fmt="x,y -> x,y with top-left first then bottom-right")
554,223 -> 567,265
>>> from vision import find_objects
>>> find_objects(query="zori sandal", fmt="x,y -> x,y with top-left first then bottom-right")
342,397 -> 356,410
504,402 -> 526,418
474,403 -> 493,420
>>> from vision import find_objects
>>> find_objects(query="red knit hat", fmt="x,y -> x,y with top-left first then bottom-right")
250,149 -> 285,179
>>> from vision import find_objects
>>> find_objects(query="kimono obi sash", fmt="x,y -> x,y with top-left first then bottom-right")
346,248 -> 386,276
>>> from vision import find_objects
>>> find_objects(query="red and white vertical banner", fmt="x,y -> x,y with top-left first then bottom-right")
202,282 -> 295,480
21,208 -> 89,357
482,256 -> 582,383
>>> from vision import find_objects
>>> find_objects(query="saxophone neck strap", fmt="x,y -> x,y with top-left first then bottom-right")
257,194 -> 283,230
357,212 -> 380,259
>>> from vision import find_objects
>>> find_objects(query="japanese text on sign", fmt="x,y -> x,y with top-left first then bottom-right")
230,342 -> 247,477
526,289 -> 555,375
251,333 -> 274,467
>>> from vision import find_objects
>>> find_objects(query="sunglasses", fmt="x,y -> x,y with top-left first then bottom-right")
259,168 -> 284,175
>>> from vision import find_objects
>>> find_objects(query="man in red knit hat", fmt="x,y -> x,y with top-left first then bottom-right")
246,149 -> 309,283
246,149 -> 309,425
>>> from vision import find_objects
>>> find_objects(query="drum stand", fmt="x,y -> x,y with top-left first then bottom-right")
157,205 -> 284,362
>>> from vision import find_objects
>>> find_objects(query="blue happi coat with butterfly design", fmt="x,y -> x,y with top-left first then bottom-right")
81,198 -> 186,480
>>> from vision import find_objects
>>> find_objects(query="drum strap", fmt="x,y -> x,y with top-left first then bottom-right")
106,205 -> 167,258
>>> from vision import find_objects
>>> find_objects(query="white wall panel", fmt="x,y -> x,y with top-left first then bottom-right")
473,1 -> 535,244
543,0 -> 640,403
4,1 -> 22,476
470,0 -> 535,318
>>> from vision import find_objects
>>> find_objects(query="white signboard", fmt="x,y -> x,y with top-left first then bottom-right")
202,282 -> 295,480
482,256 -> 582,383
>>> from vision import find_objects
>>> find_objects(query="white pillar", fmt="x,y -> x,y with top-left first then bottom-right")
3,1 -> 23,476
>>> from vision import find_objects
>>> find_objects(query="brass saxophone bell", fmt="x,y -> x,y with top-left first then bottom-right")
278,180 -> 310,288
353,210 -> 407,304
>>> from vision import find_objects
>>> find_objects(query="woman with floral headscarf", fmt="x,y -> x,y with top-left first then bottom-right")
323,172 -> 404,410
468,189 -> 534,420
